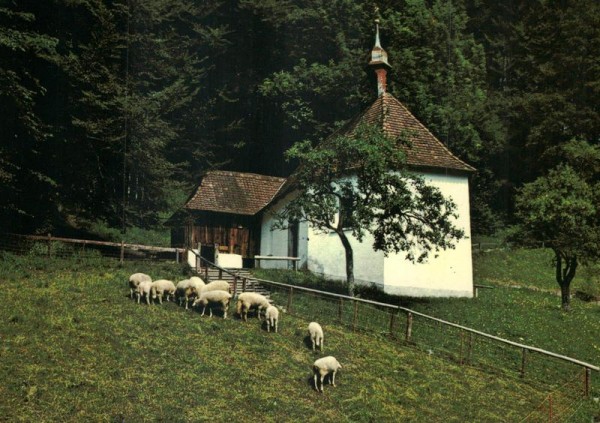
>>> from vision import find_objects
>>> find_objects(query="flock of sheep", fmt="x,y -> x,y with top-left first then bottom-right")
128,272 -> 342,392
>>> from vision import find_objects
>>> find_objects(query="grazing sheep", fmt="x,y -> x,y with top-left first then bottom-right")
136,280 -> 153,305
188,276 -> 206,298
236,292 -> 271,321
175,279 -> 193,309
189,276 -> 205,285
201,279 -> 230,294
308,322 -> 324,351
192,290 -> 233,318
129,273 -> 152,299
265,305 -> 279,333
151,279 -> 176,304
313,356 -> 342,393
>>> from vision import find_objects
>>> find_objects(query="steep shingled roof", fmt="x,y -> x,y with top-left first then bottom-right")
184,171 -> 286,215
334,92 -> 475,173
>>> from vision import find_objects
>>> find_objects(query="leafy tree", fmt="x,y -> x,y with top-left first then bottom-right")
256,0 -> 504,233
274,125 -> 464,295
514,140 -> 600,310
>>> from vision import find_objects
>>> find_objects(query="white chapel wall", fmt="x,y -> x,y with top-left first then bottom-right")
382,172 -> 473,297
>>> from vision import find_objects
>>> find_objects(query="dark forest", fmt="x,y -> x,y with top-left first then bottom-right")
1,0 -> 598,236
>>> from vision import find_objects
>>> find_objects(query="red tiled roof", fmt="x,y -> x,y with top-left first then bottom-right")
184,171 -> 286,215
334,93 -> 475,173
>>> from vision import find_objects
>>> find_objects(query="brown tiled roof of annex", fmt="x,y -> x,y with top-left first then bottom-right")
184,171 -> 287,215
334,93 -> 475,173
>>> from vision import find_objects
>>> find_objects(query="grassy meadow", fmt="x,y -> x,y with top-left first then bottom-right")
0,248 -> 598,421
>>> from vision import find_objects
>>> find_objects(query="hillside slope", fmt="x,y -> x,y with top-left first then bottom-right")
0,255 -> 551,421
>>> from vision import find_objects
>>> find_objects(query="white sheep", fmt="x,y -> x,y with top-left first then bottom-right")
188,276 -> 206,298
175,279 -> 193,309
264,305 -> 279,333
189,276 -> 205,285
136,280 -> 153,305
201,279 -> 230,294
192,290 -> 233,318
129,273 -> 151,299
151,279 -> 176,304
236,292 -> 271,321
308,322 -> 324,351
313,356 -> 342,393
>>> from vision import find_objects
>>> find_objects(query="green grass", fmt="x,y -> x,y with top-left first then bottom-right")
255,248 -> 600,421
85,220 -> 171,246
0,252 -> 571,422
474,247 -> 560,291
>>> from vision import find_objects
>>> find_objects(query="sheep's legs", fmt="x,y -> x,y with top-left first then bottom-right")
275,321 -> 278,333
331,370 -> 336,387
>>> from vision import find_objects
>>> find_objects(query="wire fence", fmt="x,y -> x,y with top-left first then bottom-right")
256,277 -> 597,422
520,370 -> 591,422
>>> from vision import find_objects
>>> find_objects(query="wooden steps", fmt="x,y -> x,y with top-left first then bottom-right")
196,267 -> 271,299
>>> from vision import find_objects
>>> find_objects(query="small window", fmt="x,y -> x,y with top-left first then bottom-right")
339,197 -> 354,229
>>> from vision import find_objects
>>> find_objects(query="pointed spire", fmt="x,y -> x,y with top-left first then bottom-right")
368,17 -> 391,97
374,19 -> 382,48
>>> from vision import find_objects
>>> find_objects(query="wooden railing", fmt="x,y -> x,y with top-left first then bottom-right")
188,247 -> 598,399
254,255 -> 300,271
2,233 -> 185,263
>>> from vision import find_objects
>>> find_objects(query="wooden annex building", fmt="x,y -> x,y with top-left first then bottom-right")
168,170 -> 286,264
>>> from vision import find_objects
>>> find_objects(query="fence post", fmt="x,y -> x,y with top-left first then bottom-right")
405,312 -> 413,343
352,300 -> 358,332
233,275 -> 238,298
585,367 -> 591,398
176,249 -> 179,263
218,268 -> 223,279
242,277 -> 247,293
204,263 -> 208,281
287,287 -> 293,313
520,348 -> 527,378
467,332 -> 473,365
120,240 -> 124,264
389,310 -> 396,339
459,331 -> 465,364
338,298 -> 343,323
47,233 -> 51,257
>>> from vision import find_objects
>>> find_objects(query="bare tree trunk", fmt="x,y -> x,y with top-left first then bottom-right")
337,230 -> 355,296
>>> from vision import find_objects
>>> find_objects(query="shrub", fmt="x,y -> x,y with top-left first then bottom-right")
576,263 -> 600,301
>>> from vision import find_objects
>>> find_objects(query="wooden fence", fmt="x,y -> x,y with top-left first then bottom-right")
188,250 -> 598,405
0,233 -> 184,263
3,233 -> 597,417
